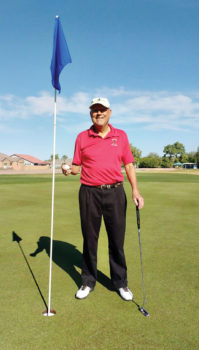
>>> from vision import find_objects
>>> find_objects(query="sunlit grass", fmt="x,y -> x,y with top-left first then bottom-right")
0,173 -> 198,350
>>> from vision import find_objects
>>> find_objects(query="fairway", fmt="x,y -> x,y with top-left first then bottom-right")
0,172 -> 198,350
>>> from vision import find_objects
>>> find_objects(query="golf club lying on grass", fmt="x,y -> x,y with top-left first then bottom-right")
135,204 -> 150,317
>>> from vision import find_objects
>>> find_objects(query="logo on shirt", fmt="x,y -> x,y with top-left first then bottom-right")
111,138 -> 118,146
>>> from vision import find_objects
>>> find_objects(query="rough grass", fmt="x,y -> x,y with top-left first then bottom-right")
0,173 -> 198,350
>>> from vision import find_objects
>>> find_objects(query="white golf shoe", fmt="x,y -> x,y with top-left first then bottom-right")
118,287 -> 133,301
75,285 -> 93,299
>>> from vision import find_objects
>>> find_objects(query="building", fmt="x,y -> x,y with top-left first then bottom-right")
0,153 -> 50,171
173,162 -> 198,169
11,154 -> 49,167
0,153 -> 12,169
0,153 -> 24,169
183,163 -> 198,169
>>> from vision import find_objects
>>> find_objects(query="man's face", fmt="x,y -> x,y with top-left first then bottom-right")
90,104 -> 112,128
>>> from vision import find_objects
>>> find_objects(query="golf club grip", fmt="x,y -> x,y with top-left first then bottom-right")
136,205 -> 140,229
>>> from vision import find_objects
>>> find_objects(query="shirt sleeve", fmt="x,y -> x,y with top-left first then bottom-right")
121,131 -> 135,165
72,135 -> 82,165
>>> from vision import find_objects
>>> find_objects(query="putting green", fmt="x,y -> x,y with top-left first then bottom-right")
0,173 -> 198,350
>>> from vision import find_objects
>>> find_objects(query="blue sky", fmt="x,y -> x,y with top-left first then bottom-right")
1,0 -> 199,160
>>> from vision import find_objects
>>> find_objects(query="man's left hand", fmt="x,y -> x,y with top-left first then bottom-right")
132,190 -> 144,209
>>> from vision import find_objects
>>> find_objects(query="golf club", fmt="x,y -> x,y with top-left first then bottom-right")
136,204 -> 150,317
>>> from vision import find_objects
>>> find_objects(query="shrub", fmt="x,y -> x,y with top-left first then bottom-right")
139,157 -> 161,168
161,157 -> 174,168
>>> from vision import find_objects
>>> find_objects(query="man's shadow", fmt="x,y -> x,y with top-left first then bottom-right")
30,236 -> 113,290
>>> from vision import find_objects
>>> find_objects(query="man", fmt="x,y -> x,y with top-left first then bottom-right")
62,97 -> 144,301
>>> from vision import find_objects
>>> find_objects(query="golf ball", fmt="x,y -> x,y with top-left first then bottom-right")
62,164 -> 70,170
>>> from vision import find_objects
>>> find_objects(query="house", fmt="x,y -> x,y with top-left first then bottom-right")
0,153 -> 24,169
0,153 -> 12,169
0,153 -> 50,171
11,154 -> 49,167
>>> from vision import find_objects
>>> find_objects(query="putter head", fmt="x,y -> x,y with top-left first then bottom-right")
138,306 -> 150,317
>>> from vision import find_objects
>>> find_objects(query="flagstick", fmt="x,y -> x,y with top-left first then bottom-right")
44,89 -> 57,317
45,15 -> 71,316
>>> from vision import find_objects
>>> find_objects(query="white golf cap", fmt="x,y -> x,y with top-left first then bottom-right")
89,97 -> 110,109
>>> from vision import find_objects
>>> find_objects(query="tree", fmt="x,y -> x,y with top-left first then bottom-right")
61,155 -> 68,161
161,157 -> 174,168
147,152 -> 160,158
187,152 -> 196,163
50,154 -> 59,161
163,141 -> 185,162
195,147 -> 199,168
173,142 -> 185,161
163,144 -> 176,159
129,144 -> 142,166
180,154 -> 188,163
139,157 -> 161,168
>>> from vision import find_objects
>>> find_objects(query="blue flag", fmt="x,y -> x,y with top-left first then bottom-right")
50,16 -> 72,93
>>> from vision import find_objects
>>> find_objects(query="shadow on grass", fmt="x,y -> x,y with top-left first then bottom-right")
30,236 -> 113,291
12,231 -> 48,310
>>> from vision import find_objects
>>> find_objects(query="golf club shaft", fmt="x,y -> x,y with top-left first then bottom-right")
136,206 -> 146,307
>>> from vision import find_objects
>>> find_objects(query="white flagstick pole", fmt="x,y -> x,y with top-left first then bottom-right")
44,89 -> 57,317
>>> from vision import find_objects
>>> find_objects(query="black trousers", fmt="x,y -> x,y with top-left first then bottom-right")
79,184 -> 128,289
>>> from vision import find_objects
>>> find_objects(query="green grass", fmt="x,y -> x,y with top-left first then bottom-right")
0,173 -> 198,350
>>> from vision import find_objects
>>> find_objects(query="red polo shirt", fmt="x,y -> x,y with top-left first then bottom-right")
72,124 -> 135,186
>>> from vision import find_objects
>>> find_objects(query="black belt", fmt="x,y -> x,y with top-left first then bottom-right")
95,182 -> 122,190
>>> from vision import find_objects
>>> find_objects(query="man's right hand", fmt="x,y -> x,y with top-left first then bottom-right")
62,165 -> 72,176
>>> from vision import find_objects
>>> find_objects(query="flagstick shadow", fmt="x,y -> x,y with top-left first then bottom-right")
30,236 -> 113,291
12,231 -> 48,310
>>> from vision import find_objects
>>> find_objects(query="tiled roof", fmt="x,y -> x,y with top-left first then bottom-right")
12,154 -> 49,165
